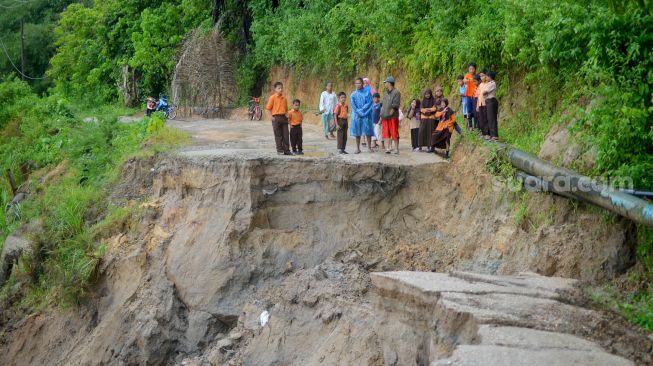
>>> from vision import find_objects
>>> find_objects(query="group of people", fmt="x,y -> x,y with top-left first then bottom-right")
264,62 -> 499,157
455,63 -> 499,141
318,77 -> 403,155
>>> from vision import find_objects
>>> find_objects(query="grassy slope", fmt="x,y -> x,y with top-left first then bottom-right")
0,79 -> 189,309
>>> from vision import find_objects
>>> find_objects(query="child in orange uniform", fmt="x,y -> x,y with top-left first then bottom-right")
333,92 -> 349,154
265,81 -> 291,155
288,99 -> 304,155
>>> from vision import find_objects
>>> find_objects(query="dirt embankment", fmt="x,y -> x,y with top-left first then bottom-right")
0,140 -> 648,365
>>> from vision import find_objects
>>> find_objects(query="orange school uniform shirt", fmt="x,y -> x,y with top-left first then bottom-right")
334,103 -> 349,119
435,110 -> 456,133
288,109 -> 303,126
266,93 -> 288,116
464,72 -> 476,97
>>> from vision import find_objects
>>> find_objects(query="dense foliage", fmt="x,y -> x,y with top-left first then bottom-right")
49,0 -> 213,102
0,0 -> 77,92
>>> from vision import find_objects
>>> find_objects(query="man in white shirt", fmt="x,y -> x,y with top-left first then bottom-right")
319,82 -> 338,139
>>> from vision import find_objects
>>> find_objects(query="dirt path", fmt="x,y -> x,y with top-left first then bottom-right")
168,118 -> 446,165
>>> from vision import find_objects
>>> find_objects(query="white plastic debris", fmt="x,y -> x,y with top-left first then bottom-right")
262,186 -> 278,196
259,310 -> 270,327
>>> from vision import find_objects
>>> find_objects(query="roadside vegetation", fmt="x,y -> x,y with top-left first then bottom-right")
0,78 -> 188,308
0,0 -> 651,332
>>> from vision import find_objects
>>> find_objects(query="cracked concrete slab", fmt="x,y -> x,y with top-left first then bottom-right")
372,271 -> 635,366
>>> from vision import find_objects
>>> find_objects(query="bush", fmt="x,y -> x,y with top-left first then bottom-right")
146,112 -> 166,134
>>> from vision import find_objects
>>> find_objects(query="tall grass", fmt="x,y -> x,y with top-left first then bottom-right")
0,79 -> 188,308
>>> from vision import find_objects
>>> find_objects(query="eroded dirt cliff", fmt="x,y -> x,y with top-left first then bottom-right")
0,119 -> 650,365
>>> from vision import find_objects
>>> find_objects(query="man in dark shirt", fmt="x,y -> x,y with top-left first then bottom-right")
380,76 -> 401,154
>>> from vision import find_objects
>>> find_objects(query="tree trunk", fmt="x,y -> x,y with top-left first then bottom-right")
120,65 -> 139,107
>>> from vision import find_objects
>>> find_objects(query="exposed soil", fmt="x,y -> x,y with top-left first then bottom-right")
0,118 -> 650,365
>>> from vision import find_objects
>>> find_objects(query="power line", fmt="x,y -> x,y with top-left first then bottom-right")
0,37 -> 46,80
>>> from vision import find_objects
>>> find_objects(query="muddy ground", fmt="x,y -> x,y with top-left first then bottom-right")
0,117 -> 651,365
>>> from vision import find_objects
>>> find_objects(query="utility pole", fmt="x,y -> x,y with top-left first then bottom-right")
20,19 -> 25,80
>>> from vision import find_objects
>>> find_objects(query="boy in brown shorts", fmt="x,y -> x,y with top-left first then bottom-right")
333,92 -> 349,154
288,99 -> 304,155
265,81 -> 292,155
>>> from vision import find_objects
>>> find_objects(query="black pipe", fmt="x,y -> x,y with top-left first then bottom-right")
495,143 -> 653,227
618,189 -> 653,200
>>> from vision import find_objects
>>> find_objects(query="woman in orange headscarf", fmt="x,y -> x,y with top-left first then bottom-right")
430,98 -> 456,158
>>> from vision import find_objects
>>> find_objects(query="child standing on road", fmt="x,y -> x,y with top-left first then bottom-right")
464,63 -> 477,130
265,81 -> 291,155
472,74 -> 482,133
476,70 -> 488,138
319,82 -> 338,140
371,92 -> 383,150
457,75 -> 471,130
289,99 -> 304,155
484,71 -> 499,141
406,98 -> 421,151
334,92 -> 349,154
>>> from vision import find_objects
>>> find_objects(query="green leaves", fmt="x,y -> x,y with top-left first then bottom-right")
49,0 -> 211,104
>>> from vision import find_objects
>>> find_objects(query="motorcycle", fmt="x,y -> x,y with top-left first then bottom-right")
155,95 -> 177,120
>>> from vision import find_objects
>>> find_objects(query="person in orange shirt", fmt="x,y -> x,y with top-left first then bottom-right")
265,81 -> 291,155
464,62 -> 477,130
333,92 -> 349,154
288,99 -> 304,155
430,98 -> 456,158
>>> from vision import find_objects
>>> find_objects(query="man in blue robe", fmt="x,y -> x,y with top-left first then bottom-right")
350,77 -> 374,153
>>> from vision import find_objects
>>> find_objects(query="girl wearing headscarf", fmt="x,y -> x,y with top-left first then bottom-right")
406,98 -> 421,151
419,89 -> 437,152
363,78 -> 377,96
431,98 -> 456,158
